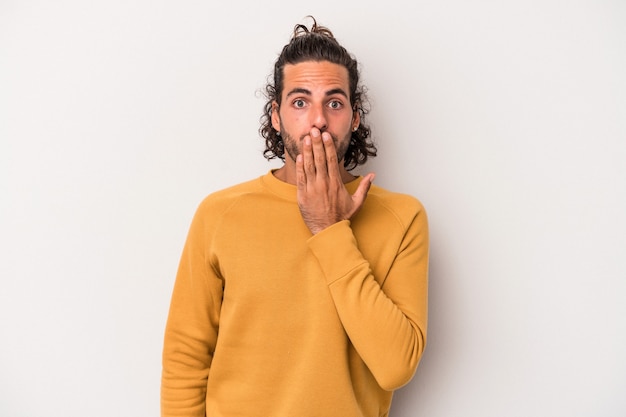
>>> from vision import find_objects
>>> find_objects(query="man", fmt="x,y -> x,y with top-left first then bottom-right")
161,17 -> 428,417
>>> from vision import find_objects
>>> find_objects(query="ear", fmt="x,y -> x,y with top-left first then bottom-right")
271,101 -> 281,132
352,108 -> 361,131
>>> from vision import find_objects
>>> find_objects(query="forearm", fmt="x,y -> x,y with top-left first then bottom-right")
161,361 -> 208,417
161,320 -> 213,416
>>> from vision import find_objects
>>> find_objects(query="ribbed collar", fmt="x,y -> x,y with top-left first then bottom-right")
259,170 -> 363,201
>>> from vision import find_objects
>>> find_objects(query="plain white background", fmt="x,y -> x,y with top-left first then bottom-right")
1,1 -> 624,416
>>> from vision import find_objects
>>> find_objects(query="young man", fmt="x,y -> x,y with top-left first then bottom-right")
161,18 -> 429,417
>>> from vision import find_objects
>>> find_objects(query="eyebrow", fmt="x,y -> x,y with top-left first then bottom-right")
285,87 -> 349,99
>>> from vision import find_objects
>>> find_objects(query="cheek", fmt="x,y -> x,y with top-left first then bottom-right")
334,115 -> 353,131
282,112 -> 305,130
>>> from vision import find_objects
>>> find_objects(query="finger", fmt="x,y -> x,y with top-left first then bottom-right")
302,135 -> 315,180
322,132 -> 340,180
296,153 -> 306,192
310,129 -> 327,178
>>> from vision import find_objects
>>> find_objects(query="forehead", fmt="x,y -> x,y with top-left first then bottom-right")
282,61 -> 349,94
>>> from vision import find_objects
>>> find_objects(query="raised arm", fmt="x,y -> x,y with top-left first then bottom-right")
297,128 -> 428,390
308,210 -> 428,390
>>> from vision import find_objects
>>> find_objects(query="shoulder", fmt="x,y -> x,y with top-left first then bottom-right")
195,176 -> 264,217
362,183 -> 427,228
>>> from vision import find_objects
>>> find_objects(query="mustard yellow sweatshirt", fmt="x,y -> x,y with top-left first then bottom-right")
161,171 -> 428,417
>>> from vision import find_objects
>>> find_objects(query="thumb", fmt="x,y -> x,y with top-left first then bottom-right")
351,172 -> 375,208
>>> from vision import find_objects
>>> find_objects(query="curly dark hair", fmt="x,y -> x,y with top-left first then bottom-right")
259,17 -> 377,171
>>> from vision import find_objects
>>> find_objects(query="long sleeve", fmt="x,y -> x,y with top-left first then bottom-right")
161,203 -> 224,416
160,174 -> 427,416
307,198 -> 429,391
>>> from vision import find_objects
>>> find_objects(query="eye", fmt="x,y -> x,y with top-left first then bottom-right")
328,100 -> 343,110
293,99 -> 306,108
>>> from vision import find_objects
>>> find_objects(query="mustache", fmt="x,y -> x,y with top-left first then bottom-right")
298,131 -> 338,142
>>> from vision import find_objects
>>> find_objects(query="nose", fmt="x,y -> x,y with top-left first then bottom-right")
310,103 -> 328,131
